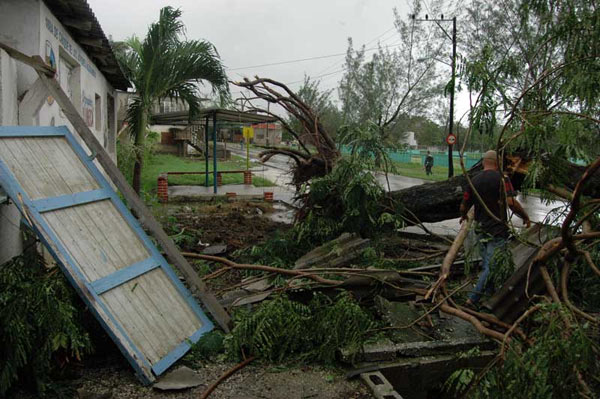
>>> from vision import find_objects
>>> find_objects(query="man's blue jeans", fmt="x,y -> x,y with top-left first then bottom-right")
468,235 -> 507,303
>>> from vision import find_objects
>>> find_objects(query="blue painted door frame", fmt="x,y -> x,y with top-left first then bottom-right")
0,126 -> 214,384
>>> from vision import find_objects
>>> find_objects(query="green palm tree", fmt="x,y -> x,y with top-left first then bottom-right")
116,6 -> 228,194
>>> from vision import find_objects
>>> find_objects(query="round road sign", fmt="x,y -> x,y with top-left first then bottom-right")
446,134 -> 456,145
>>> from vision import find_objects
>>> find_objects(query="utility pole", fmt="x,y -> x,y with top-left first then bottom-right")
412,14 -> 457,178
448,16 -> 456,178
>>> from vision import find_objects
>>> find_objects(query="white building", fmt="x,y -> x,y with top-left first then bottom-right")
0,0 -> 129,263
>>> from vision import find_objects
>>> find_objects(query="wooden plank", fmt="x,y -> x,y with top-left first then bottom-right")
44,205 -> 164,364
88,200 -> 200,338
102,269 -> 203,363
0,160 -> 155,383
75,200 -> 203,358
0,42 -> 55,76
90,257 -> 160,294
0,137 -> 100,200
0,133 -> 213,381
32,189 -> 111,213
29,53 -> 231,331
43,202 -> 145,280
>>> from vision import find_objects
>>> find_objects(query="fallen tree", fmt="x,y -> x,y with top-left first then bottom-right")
234,78 -> 599,225
233,77 -> 339,188
391,154 -> 600,224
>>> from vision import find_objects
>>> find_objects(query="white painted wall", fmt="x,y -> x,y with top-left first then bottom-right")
0,49 -> 18,125
0,49 -> 23,264
0,0 -> 122,262
0,0 -> 40,98
38,1 -> 117,157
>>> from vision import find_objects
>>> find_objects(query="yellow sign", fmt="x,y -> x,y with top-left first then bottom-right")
243,126 -> 254,139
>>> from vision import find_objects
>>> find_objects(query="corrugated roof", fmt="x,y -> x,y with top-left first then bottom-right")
151,108 -> 278,125
43,0 -> 130,90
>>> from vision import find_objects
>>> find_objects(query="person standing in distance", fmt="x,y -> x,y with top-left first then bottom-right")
460,150 -> 531,307
424,151 -> 434,176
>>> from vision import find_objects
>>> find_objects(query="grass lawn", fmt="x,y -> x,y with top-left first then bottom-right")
141,154 -> 274,194
389,161 -> 466,182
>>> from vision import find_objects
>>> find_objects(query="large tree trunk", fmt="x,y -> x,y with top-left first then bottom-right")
390,157 -> 600,224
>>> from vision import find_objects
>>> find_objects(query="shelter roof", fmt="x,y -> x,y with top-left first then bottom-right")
43,0 -> 130,90
151,107 -> 278,125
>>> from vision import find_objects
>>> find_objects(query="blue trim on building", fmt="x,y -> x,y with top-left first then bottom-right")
90,257 -> 160,295
31,189 -> 111,213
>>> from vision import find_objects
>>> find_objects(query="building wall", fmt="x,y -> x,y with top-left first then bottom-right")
38,1 -> 117,158
0,0 -> 40,98
0,49 -> 23,264
0,1 -> 120,263
253,127 -> 282,146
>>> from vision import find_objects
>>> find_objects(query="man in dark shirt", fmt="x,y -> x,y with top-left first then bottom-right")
424,151 -> 434,175
460,150 -> 530,306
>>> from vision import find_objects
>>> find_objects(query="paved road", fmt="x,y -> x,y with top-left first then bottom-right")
230,145 -> 564,235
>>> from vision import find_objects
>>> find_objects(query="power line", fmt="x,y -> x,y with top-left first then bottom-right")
229,52 -> 350,71
228,36 -> 401,72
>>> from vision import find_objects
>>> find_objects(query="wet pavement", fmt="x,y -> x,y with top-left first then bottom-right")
196,145 -> 566,235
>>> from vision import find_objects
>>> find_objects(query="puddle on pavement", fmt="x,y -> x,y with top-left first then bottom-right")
268,202 -> 295,224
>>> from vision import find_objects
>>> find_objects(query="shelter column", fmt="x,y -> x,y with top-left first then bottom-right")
212,112 -> 217,194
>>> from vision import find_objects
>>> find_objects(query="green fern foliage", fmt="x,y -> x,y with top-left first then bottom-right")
225,292 -> 373,364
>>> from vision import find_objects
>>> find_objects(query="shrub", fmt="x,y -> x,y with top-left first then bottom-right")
0,252 -> 92,397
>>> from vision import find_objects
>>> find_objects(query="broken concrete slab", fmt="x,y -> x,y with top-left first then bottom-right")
343,336 -> 494,363
360,371 -> 404,399
369,351 -> 496,399
342,296 -> 492,363
153,366 -> 204,391
294,232 -> 370,270
374,297 -> 426,343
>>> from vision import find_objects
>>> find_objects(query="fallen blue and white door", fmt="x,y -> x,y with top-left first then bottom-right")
0,126 -> 213,384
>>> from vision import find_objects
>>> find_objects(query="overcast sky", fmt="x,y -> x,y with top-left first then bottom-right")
89,1 -> 412,95
88,0 -> 469,118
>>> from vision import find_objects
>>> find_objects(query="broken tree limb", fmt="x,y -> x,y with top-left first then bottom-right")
499,303 -> 543,358
199,356 -> 256,399
181,252 -> 342,285
0,42 -> 232,332
425,208 -> 474,300
438,303 -> 506,341
560,259 -> 598,323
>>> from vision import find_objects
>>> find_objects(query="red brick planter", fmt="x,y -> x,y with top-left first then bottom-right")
157,174 -> 168,203
217,172 -> 223,186
243,171 -> 252,185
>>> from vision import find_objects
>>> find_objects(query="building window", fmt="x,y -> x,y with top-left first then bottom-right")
95,94 -> 101,131
58,48 -> 80,106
